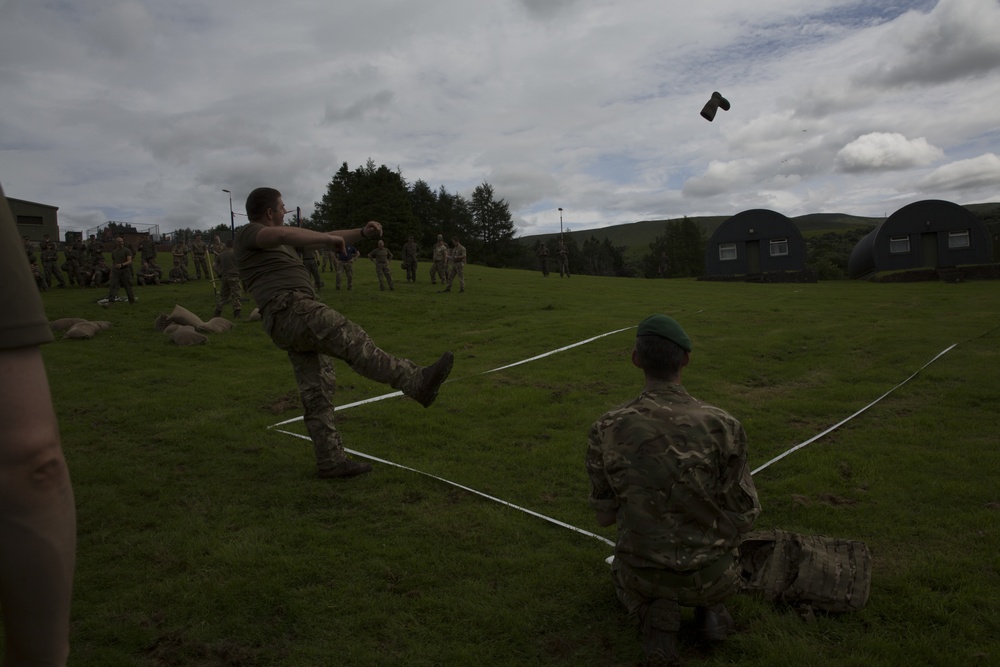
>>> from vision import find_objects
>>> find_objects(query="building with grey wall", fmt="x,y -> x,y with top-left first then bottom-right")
848,200 -> 991,279
703,208 -> 806,278
9,197 -> 60,243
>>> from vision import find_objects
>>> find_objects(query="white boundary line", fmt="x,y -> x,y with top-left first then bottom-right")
268,324 -> 962,550
751,344 -> 957,475
268,326 -> 635,428
274,428 -> 615,547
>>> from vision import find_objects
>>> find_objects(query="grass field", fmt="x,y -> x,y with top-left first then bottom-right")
19,260 -> 1000,666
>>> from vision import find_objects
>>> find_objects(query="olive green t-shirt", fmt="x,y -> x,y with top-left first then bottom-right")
233,222 -> 315,311
0,183 -> 54,349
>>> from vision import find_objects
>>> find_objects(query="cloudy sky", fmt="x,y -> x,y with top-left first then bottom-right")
2,0 -> 999,238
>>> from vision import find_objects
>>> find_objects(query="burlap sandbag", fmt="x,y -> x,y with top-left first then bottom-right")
196,317 -> 234,334
50,317 -> 88,331
168,304 -> 204,327
64,322 -> 103,339
92,321 -> 112,331
170,325 -> 208,346
163,323 -> 182,334
154,313 -> 172,332
248,308 -> 262,322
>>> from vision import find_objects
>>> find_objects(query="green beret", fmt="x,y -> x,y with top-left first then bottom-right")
636,314 -> 692,352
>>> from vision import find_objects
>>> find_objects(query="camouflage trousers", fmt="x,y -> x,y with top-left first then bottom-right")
263,292 -> 422,472
335,261 -> 354,289
216,275 -> 242,313
374,262 -> 393,290
430,259 -> 447,284
446,262 -> 465,290
611,551 -> 740,629
43,260 -> 66,287
107,267 -> 135,303
193,254 -> 209,279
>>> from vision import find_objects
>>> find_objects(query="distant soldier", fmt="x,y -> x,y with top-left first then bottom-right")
64,241 -> 83,286
85,235 -> 103,264
136,260 -> 161,286
40,234 -> 66,288
536,242 -> 549,277
171,240 -> 190,279
210,234 -> 225,259
140,235 -> 158,266
297,247 -> 324,289
213,241 -> 242,319
29,258 -> 46,291
368,240 -> 394,291
430,234 -> 449,285
441,237 -> 466,293
106,236 -> 135,304
657,251 -> 670,278
402,236 -> 419,282
83,255 -> 103,287
191,233 -> 210,280
557,239 -> 570,278
335,243 -> 360,290
168,260 -> 187,284
321,247 -> 336,273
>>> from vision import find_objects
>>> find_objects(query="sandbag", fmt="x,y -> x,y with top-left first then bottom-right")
196,317 -> 234,334
163,323 -> 182,334
170,325 -> 208,346
739,529 -> 871,613
247,308 -> 262,322
168,304 -> 204,327
64,322 -> 102,339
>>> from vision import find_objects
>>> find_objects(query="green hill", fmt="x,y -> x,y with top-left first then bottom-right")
518,205 -> 998,257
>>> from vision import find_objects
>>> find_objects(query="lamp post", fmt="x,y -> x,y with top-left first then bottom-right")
222,189 -> 235,239
558,207 -> 563,241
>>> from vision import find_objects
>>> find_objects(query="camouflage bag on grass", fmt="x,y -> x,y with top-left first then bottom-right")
738,529 -> 872,616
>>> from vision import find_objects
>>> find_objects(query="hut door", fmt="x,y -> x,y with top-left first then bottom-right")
746,241 -> 760,274
921,233 -> 938,268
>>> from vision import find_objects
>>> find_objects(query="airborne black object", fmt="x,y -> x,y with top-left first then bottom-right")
700,91 -> 731,122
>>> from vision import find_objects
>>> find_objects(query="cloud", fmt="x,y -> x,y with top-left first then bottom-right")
917,153 -> 1000,192
835,132 -> 943,172
860,0 -> 1000,88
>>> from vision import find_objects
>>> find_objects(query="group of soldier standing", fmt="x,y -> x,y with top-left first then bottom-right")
298,233 -> 469,294
535,239 -> 571,278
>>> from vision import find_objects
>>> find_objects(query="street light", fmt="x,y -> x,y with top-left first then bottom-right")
222,189 -> 235,239
558,207 -> 563,240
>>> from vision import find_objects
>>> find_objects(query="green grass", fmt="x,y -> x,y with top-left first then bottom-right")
16,262 -> 1000,665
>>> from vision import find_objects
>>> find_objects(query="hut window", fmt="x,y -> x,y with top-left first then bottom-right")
947,230 -> 970,249
889,236 -> 910,254
16,215 -> 44,226
719,243 -> 737,261
769,238 -> 789,256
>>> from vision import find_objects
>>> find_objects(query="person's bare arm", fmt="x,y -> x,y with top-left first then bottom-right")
0,346 -> 75,666
254,221 -> 382,251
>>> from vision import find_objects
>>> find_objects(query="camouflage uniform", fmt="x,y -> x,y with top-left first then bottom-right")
63,243 -> 81,286
235,221 -> 432,475
335,244 -> 359,290
40,237 -> 66,288
172,242 -> 190,279
443,239 -> 466,292
556,241 -> 570,278
298,248 -> 324,289
107,243 -> 135,303
213,247 -> 242,317
536,244 -> 549,277
587,381 -> 760,627
368,245 -> 394,291
402,239 -> 419,282
430,239 -> 449,285
191,237 -> 210,280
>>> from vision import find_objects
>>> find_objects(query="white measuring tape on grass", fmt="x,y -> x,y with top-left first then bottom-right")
269,327 -> 962,550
